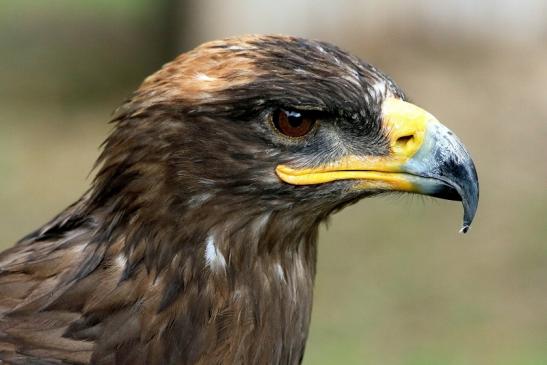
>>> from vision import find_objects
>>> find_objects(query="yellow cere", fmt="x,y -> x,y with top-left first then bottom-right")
381,97 -> 430,162
275,98 -> 438,192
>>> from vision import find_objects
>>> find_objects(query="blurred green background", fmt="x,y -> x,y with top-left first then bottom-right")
1,1 -> 546,364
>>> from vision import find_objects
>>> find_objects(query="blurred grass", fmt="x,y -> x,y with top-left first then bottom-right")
1,3 -> 546,365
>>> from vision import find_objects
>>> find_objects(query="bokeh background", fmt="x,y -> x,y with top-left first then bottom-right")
1,1 -> 546,364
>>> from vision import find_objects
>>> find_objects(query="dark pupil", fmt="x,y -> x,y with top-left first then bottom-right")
286,111 -> 303,127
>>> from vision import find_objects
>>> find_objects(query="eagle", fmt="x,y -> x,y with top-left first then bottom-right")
0,35 -> 478,365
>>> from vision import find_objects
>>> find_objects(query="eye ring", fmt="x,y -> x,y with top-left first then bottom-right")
271,109 -> 317,138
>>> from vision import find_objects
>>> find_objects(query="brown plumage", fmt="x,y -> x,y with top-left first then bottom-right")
0,35 -> 478,364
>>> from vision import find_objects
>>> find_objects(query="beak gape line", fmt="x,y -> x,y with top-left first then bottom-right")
276,98 -> 479,233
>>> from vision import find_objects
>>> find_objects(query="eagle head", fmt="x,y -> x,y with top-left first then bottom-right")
96,35 -> 478,236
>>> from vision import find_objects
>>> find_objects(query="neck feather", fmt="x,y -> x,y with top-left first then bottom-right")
82,193 -> 321,365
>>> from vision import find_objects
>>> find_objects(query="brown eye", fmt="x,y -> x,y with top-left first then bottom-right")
272,109 -> 316,138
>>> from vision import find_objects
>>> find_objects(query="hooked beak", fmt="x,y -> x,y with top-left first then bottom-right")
276,97 -> 479,233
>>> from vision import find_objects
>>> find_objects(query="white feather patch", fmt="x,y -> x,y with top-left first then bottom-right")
205,235 -> 226,271
274,263 -> 285,282
195,72 -> 216,82
115,254 -> 127,269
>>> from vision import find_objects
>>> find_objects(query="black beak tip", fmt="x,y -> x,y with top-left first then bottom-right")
426,168 -> 479,234
460,191 -> 479,234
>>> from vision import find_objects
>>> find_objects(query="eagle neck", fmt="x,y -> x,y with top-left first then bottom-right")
89,198 -> 322,365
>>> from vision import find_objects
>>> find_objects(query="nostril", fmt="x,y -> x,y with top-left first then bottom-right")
395,134 -> 414,148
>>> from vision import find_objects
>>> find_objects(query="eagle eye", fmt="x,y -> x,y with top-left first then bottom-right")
272,109 -> 316,138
